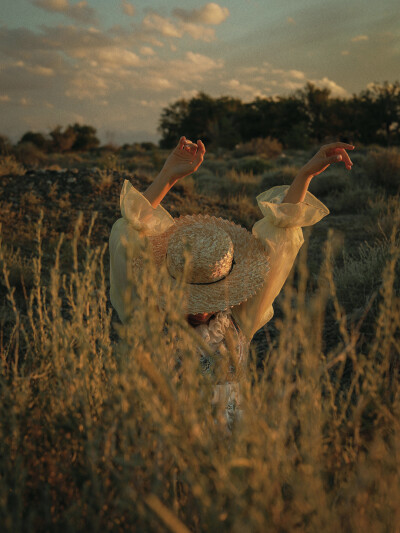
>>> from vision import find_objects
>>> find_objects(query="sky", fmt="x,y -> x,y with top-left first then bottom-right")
0,0 -> 399,144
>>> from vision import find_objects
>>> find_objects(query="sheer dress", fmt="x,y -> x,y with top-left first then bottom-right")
109,181 -> 329,426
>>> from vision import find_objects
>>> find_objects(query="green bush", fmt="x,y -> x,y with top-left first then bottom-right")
308,169 -> 350,198
363,147 -> 400,193
325,184 -> 376,214
233,156 -> 273,175
261,165 -> 299,189
334,239 -> 399,311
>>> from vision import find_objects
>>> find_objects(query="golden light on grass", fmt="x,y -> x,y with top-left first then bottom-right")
0,194 -> 399,530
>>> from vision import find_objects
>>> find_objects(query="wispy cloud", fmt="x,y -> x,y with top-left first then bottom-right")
351,35 -> 369,42
32,0 -> 97,24
173,3 -> 229,25
142,12 -> 216,42
121,0 -> 135,17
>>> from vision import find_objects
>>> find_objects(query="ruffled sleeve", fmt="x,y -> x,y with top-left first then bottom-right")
109,180 -> 175,323
232,185 -> 329,339
120,179 -> 174,236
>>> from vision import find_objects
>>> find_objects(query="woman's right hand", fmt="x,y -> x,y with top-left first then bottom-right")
299,142 -> 355,178
161,136 -> 206,184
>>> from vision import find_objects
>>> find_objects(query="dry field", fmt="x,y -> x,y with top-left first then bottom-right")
0,145 -> 399,532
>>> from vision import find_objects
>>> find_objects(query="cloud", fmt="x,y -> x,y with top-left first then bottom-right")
180,22 -> 216,42
173,3 -> 229,25
121,1 -> 135,17
221,79 -> 263,99
351,35 -> 369,42
32,0 -> 97,24
14,61 -> 55,76
71,46 -> 141,68
142,13 -> 182,38
310,77 -> 350,98
65,72 -> 109,99
141,12 -> 217,42
140,46 -> 156,56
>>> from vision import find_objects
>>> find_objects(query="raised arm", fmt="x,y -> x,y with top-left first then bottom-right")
283,142 -> 355,204
143,136 -> 206,208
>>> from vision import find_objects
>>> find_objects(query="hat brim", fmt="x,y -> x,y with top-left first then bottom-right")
139,214 -> 269,314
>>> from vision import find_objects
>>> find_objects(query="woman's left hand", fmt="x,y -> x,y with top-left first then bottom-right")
300,142 -> 355,179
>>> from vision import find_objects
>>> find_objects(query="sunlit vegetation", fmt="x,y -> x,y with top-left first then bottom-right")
0,94 -> 399,530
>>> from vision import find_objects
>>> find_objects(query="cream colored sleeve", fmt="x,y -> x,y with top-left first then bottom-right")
109,180 -> 174,323
232,185 -> 329,340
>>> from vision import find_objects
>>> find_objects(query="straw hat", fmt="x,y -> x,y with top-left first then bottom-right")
136,214 -> 269,314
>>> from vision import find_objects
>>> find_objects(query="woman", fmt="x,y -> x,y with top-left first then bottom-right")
109,137 -> 354,426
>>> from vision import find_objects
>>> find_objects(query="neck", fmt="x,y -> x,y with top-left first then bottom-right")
187,313 -> 215,327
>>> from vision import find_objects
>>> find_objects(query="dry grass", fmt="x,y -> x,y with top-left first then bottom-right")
234,137 -> 283,158
0,206 -> 399,531
0,155 -> 26,177
0,145 -> 399,531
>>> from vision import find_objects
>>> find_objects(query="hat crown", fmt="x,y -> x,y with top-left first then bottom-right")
166,223 -> 234,284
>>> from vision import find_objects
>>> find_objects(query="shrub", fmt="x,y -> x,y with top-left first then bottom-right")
367,194 -> 400,240
334,238 -> 400,312
363,147 -> 400,193
325,184 -> 377,215
233,156 -> 273,175
228,194 -> 259,228
0,219 -> 399,532
261,165 -> 299,189
14,142 -> 47,167
234,137 -> 283,158
308,169 -> 350,198
0,155 -> 26,176
225,168 -> 262,196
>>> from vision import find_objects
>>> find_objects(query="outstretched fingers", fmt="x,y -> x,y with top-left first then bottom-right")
323,142 -> 355,151
178,136 -> 186,149
193,140 -> 205,168
323,144 -> 354,170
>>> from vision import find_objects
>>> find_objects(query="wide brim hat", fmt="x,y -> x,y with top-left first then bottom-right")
132,214 -> 269,315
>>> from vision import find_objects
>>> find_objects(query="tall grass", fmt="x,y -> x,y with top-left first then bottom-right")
0,208 -> 399,532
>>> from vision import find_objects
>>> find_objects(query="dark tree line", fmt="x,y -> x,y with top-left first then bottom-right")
158,81 -> 400,149
17,123 -> 100,153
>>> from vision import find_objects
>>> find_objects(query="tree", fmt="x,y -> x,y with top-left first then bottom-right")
297,83 -> 332,142
50,125 -> 77,152
158,99 -> 189,148
70,123 -> 100,151
361,81 -> 400,145
18,131 -> 49,152
49,124 -> 100,152
0,134 -> 12,155
157,81 -> 400,150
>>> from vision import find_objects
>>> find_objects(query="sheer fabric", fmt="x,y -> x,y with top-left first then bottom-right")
109,180 -> 329,336
109,180 -> 329,427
